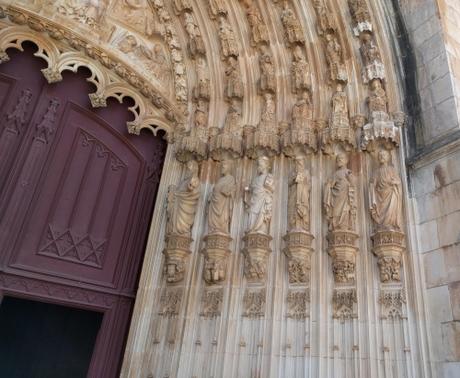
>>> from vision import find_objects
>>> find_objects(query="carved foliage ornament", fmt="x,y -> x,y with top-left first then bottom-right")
242,289 -> 266,318
287,290 -> 310,319
200,289 -> 224,318
0,20 -> 177,136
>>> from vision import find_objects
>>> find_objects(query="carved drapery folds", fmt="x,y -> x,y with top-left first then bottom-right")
284,156 -> 314,284
202,160 -> 236,284
369,149 -> 405,283
324,153 -> 359,284
240,0 -> 269,47
243,156 -> 274,282
164,161 -> 201,283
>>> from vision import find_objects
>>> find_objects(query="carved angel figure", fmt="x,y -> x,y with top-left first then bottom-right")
368,79 -> 388,116
348,0 -> 371,25
244,156 -> 274,235
225,56 -> 244,99
244,1 -> 269,46
324,153 -> 357,231
291,46 -> 311,94
325,33 -> 347,81
281,1 -> 305,45
218,16 -> 239,58
194,57 -> 210,100
313,1 -> 336,35
288,156 -> 311,232
208,160 -> 236,234
369,149 -> 402,231
121,0 -> 156,36
166,160 -> 201,236
259,45 -> 276,93
360,33 -> 385,82
223,100 -> 242,136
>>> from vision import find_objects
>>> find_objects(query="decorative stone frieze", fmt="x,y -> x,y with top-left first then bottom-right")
200,289 -> 224,318
333,289 -> 357,319
242,289 -> 266,318
286,290 -> 310,319
159,288 -> 184,317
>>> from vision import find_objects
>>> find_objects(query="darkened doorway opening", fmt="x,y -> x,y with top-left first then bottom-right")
0,296 -> 103,378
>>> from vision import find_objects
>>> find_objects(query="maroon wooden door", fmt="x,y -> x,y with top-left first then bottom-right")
0,44 -> 166,377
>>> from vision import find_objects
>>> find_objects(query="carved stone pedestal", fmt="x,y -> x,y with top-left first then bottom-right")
202,233 -> 232,284
372,230 -> 405,283
327,231 -> 359,284
163,234 -> 193,284
242,233 -> 272,282
283,231 -> 314,284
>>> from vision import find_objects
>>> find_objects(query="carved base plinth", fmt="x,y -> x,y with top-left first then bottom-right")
281,127 -> 317,157
163,234 -> 193,284
202,233 -> 233,284
174,135 -> 208,162
242,233 -> 272,283
362,62 -> 386,83
244,126 -> 279,159
327,231 -> 359,284
209,132 -> 243,160
283,231 -> 314,284
361,118 -> 400,151
372,230 -> 405,283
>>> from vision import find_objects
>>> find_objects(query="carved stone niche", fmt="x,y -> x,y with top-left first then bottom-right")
379,289 -> 406,319
283,232 -> 314,284
372,231 -> 405,284
202,234 -> 232,284
163,234 -> 193,284
328,231 -> 359,284
242,233 -> 272,282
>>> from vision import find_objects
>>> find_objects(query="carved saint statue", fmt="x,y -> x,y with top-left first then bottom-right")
369,149 -> 402,231
184,12 -> 205,57
368,79 -> 388,115
208,160 -> 236,234
166,160 -> 201,236
243,0 -> 269,46
244,156 -> 274,235
225,56 -> 244,99
218,16 -> 239,58
259,45 -> 276,93
313,1 -> 335,35
223,99 -> 242,136
291,46 -> 311,94
281,1 -> 305,45
292,90 -> 313,129
360,33 -> 385,82
194,57 -> 210,100
324,153 -> 357,231
325,32 -> 347,81
288,156 -> 311,232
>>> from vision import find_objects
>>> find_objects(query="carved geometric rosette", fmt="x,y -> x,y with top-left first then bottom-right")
327,231 -> 359,284
163,234 -> 193,284
209,129 -> 243,160
242,233 -> 272,283
243,125 -> 280,159
283,231 -> 314,285
281,123 -> 318,157
202,233 -> 233,284
372,230 -> 405,284
333,288 -> 357,320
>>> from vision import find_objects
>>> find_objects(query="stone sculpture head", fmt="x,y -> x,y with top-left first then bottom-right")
257,156 -> 271,174
336,152 -> 348,168
378,149 -> 390,165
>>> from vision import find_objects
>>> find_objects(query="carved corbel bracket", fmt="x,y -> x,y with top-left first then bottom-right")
372,230 -> 405,284
202,233 -> 233,284
281,121 -> 318,157
163,234 -> 193,284
242,233 -> 272,283
327,231 -> 359,284
283,231 -> 314,284
243,125 -> 280,159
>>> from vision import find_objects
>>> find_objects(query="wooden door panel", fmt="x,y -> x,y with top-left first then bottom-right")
11,103 -> 144,288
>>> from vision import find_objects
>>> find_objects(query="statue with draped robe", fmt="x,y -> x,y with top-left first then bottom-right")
288,156 -> 311,232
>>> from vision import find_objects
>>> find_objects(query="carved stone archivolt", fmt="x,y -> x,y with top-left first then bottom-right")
164,161 -> 201,284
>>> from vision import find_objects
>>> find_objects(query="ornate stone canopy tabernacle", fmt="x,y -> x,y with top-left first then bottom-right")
2,0 -> 454,377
